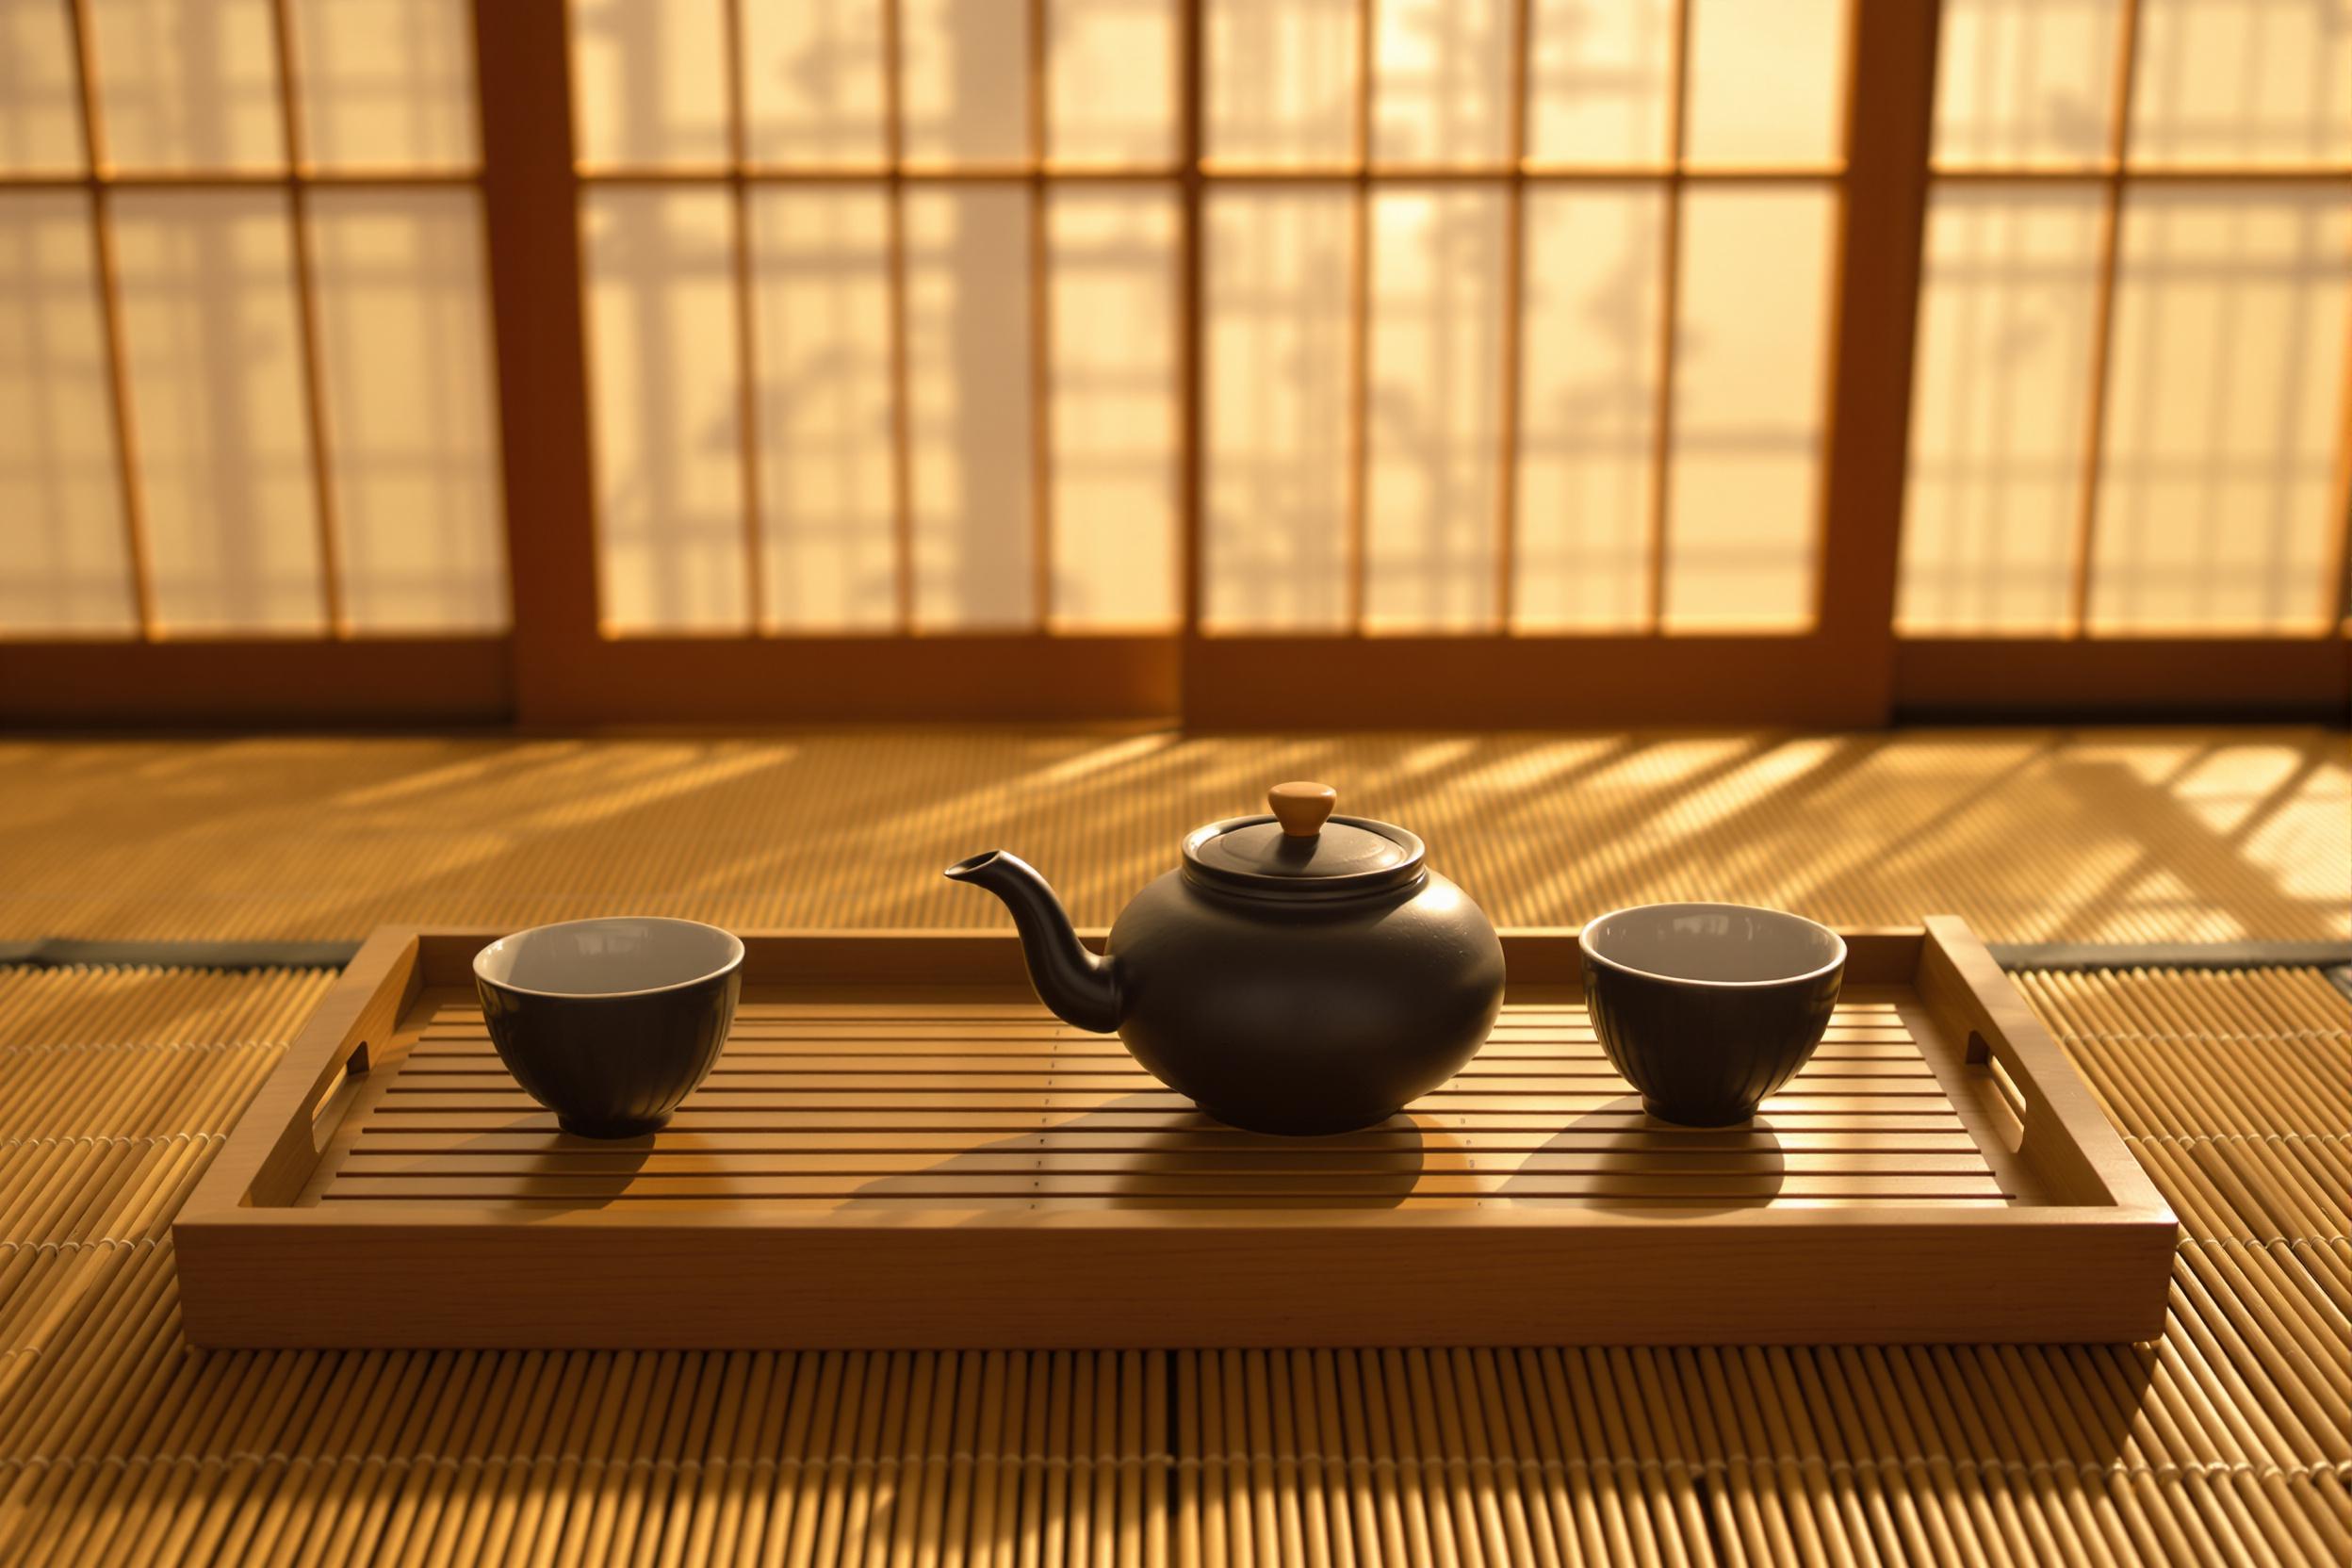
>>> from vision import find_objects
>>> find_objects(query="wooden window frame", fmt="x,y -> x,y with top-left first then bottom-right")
0,0 -> 512,725
1893,0 -> 2352,719
2,0 -> 2344,728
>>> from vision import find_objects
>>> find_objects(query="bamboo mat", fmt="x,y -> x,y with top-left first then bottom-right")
1,962 -> 2345,1565
0,727 -> 2342,943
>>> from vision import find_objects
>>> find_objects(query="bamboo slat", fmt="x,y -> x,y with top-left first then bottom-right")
316,996 -> 1996,1210
2,857 -> 2350,1561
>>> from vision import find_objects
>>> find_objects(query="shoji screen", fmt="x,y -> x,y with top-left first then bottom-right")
1201,0 -> 1847,637
538,0 -> 1913,726
0,0 -> 506,658
567,0 -> 1181,636
8,2 -> 2341,726
1898,0 -> 2351,708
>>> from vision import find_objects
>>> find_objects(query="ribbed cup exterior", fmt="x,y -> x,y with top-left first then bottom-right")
477,970 -> 740,1136
1582,958 -> 1843,1126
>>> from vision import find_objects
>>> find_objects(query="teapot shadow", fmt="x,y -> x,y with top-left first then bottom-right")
848,1094 -> 1428,1210
1496,1095 -> 1787,1215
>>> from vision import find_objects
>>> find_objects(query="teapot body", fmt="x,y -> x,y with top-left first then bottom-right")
1106,868 -> 1504,1135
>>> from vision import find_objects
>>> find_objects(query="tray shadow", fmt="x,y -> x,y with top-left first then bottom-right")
1495,1095 -> 1787,1214
847,1094 -> 1428,1210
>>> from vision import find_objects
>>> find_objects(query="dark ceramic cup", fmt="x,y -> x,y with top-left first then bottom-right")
474,917 -> 743,1137
1579,903 -> 1845,1127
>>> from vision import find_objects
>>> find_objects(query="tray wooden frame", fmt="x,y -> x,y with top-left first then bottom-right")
176,922 -> 2176,1348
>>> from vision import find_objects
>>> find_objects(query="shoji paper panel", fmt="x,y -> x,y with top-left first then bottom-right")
1665,186 -> 1833,629
0,193 -> 133,633
1901,187 -> 2103,633
1933,0 -> 2120,169
2131,0 -> 2352,167
742,0 -> 886,165
570,0 -> 727,168
309,189 -> 506,632
2091,188 -> 2350,631
291,0 -> 478,171
90,0 -> 286,172
1682,0 -> 1845,167
1050,188 -> 1180,630
1372,0 -> 1511,168
1204,188 -> 1352,630
1364,188 -> 1505,630
900,0 -> 1027,166
1049,0 -> 1177,168
905,186 -> 1033,629
1207,0 -> 1359,167
1527,0 -> 1672,166
1514,187 -> 1662,629
584,187 -> 745,632
749,188 -> 896,631
112,190 -> 322,632
0,0 -> 86,173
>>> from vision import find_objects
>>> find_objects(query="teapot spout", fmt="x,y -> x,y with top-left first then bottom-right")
944,851 -> 1122,1033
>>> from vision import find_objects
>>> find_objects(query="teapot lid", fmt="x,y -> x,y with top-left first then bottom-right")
1183,782 -> 1427,900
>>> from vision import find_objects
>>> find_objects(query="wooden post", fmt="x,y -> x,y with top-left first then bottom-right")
1177,0 -> 1205,646
1811,0 -> 1942,721
472,0 -> 601,720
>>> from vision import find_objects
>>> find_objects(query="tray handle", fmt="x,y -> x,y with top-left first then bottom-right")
213,930 -> 423,1210
1920,916 -> 2137,1208
301,1037 -> 371,1155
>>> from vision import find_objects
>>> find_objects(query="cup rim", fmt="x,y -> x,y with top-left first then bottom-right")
474,916 -> 745,1002
1578,901 -> 1847,989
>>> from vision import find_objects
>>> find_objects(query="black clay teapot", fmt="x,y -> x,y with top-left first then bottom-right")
946,782 -> 1505,1135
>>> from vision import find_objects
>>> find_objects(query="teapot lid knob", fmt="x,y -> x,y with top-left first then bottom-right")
1268,781 -> 1337,838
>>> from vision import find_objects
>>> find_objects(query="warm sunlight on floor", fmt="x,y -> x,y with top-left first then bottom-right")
1,727 -> 2341,944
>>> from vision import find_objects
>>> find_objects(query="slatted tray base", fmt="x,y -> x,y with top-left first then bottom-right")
315,997 -> 2002,1211
176,925 -> 2176,1348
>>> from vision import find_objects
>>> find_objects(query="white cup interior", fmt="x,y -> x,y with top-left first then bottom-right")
474,918 -> 743,997
1581,903 -> 1843,985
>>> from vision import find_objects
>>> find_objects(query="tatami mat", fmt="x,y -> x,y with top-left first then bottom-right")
0,962 -> 2345,1566
0,727 -> 2344,1563
0,727 -> 2342,944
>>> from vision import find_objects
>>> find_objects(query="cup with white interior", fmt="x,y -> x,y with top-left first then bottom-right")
473,917 -> 743,1138
1578,903 -> 1846,1127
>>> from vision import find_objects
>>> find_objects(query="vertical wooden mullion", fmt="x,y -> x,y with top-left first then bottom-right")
268,0 -> 347,636
2066,0 -> 2142,634
1643,0 -> 1690,631
1343,0 -> 1376,632
883,0 -> 915,631
1493,0 -> 1531,633
1027,0 -> 1054,629
1177,0 -> 1206,646
473,0 -> 600,718
1812,0 -> 1941,722
724,0 -> 765,633
66,0 -> 154,638
2328,318 -> 2352,628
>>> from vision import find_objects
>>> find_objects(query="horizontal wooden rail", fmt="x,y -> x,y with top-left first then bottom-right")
0,168 -> 476,188
0,637 -> 512,726
572,160 -> 1850,186
1895,634 -> 2352,718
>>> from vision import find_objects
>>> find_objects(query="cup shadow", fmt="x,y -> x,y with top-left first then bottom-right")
448,1119 -> 660,1209
1495,1094 -> 1787,1214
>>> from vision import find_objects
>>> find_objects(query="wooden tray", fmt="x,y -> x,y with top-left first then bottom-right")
176,922 -> 2175,1348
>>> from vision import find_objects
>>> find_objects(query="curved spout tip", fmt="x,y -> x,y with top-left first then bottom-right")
939,848 -> 1121,1034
